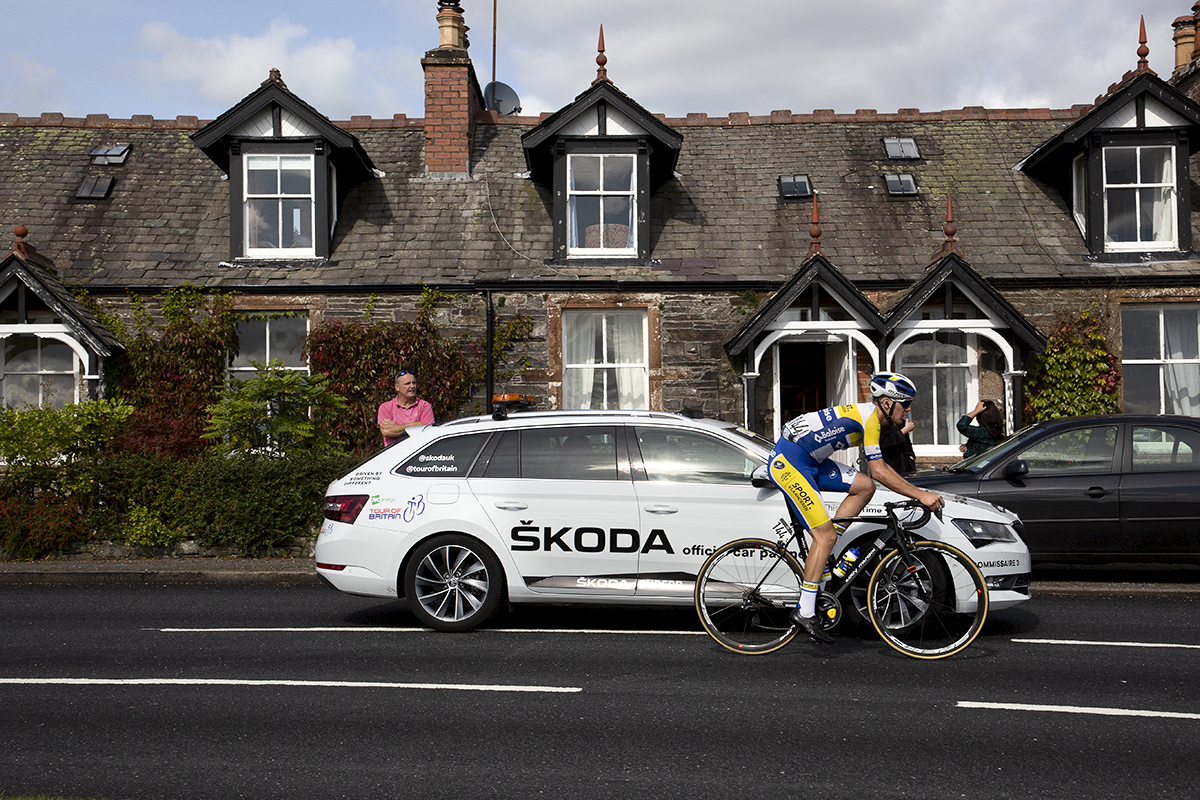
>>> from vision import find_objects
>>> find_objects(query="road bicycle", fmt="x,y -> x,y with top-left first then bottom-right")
694,498 -> 988,660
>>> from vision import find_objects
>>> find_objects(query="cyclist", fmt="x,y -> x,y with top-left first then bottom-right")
769,371 -> 944,643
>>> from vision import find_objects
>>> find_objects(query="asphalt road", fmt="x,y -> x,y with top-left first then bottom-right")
2,585 -> 1199,800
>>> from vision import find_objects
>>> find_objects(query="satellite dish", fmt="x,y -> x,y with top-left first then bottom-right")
484,82 -> 522,115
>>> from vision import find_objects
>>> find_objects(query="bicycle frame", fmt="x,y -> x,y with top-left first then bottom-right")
769,501 -> 934,606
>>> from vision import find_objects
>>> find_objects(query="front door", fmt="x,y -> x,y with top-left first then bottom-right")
779,342 -> 827,424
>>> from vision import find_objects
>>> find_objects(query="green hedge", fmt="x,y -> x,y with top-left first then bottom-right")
1,452 -> 362,560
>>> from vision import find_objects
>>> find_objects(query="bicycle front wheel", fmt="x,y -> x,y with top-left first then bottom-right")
694,538 -> 804,654
866,541 -> 988,660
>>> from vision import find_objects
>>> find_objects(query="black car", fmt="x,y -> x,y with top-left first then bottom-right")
909,415 -> 1200,564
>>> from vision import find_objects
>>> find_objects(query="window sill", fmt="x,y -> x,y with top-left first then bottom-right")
1084,250 -> 1195,264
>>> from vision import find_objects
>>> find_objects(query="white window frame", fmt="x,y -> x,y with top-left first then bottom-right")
1,330 -> 83,408
561,308 -> 648,410
1103,144 -> 1176,252
894,331 -> 980,452
1121,304 -> 1200,416
229,315 -> 310,381
566,153 -> 637,257
243,154 -> 316,258
1071,152 -> 1087,237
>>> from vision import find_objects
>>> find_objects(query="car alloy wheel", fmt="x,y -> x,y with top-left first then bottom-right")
403,534 -> 504,632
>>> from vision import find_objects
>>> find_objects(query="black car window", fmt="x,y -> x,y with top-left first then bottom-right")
480,430 -> 520,478
1131,425 -> 1200,471
1018,426 -> 1117,475
394,432 -> 488,478
520,426 -> 618,481
634,426 -> 761,484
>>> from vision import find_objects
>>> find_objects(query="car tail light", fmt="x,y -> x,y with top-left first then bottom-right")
324,495 -> 368,523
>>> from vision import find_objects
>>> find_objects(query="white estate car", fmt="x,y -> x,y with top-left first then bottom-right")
316,410 -> 1031,631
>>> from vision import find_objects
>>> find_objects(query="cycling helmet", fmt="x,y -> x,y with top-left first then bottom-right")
869,372 -> 917,402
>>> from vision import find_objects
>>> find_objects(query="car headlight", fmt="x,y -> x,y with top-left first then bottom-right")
953,518 -> 1017,546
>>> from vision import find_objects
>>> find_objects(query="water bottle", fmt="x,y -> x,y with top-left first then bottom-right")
832,547 -> 859,579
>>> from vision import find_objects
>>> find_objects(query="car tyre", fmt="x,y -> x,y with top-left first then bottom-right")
403,534 -> 505,632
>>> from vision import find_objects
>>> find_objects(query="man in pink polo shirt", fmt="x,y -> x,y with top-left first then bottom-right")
378,370 -> 435,446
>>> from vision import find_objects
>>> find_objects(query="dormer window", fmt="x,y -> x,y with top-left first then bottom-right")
245,154 -> 315,256
568,153 -> 635,255
521,81 -> 682,263
191,70 -> 376,262
1020,71 -> 1200,257
1102,145 -> 1175,250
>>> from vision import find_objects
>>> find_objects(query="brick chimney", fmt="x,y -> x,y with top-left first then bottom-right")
1173,11 -> 1197,76
421,2 -> 485,177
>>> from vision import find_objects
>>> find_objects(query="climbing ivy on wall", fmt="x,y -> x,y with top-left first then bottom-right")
1025,307 -> 1120,421
305,287 -> 532,452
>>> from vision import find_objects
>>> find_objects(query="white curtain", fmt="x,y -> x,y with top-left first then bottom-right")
610,311 -> 646,408
1163,307 -> 1200,416
1146,147 -> 1174,243
562,312 -> 598,409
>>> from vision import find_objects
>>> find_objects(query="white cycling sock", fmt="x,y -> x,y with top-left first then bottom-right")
799,580 -> 820,618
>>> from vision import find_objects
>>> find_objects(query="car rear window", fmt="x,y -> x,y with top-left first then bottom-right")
395,433 -> 489,478
484,426 -> 619,481
1131,425 -> 1200,471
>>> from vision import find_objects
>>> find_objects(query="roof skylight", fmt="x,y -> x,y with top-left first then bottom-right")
884,137 -> 920,159
778,174 -> 813,198
884,173 -> 918,196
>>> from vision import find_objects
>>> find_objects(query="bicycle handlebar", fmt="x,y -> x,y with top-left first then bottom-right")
833,498 -> 941,531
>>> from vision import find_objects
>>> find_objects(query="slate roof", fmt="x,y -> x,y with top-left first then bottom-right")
3,104 -> 1200,294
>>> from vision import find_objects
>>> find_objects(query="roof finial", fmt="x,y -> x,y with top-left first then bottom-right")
1137,15 -> 1150,72
937,193 -> 959,257
594,25 -> 609,84
261,68 -> 287,89
806,194 -> 823,257
12,224 -> 29,258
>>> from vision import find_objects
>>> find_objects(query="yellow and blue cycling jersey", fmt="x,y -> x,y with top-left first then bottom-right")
769,403 -> 881,532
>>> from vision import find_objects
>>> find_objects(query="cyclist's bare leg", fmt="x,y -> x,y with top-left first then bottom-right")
803,521 -> 837,584
833,471 -> 876,521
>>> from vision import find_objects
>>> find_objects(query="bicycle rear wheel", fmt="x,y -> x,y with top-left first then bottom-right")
866,541 -> 988,660
694,538 -> 803,654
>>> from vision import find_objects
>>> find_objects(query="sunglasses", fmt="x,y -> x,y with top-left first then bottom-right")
899,399 -> 912,409
397,370 -> 412,377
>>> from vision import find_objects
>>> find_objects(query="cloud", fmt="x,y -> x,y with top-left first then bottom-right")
0,53 -> 64,116
133,18 -> 420,119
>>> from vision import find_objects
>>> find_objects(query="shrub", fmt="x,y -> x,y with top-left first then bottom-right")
0,496 -> 90,560
0,400 -> 134,496
124,505 -> 184,548
202,359 -> 347,457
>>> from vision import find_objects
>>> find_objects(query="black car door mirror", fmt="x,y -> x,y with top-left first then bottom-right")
1004,460 -> 1028,478
751,464 -> 774,488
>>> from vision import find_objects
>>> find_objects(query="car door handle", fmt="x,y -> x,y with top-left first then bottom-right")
1086,487 -> 1109,498
643,504 -> 679,514
494,501 -> 528,511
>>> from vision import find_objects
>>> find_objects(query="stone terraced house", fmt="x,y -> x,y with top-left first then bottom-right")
3,2 -> 1200,463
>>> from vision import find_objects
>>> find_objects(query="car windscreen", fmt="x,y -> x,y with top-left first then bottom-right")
946,423 -> 1036,472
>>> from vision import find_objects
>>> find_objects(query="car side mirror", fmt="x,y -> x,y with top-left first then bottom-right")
1004,460 -> 1028,478
751,464 -> 774,489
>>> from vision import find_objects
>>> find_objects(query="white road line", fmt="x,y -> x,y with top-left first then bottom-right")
959,701 -> 1200,720
156,627 -> 703,635
0,677 -> 581,693
1013,638 -> 1200,649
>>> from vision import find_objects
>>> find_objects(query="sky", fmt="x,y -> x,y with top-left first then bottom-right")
0,1 -> 1190,122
